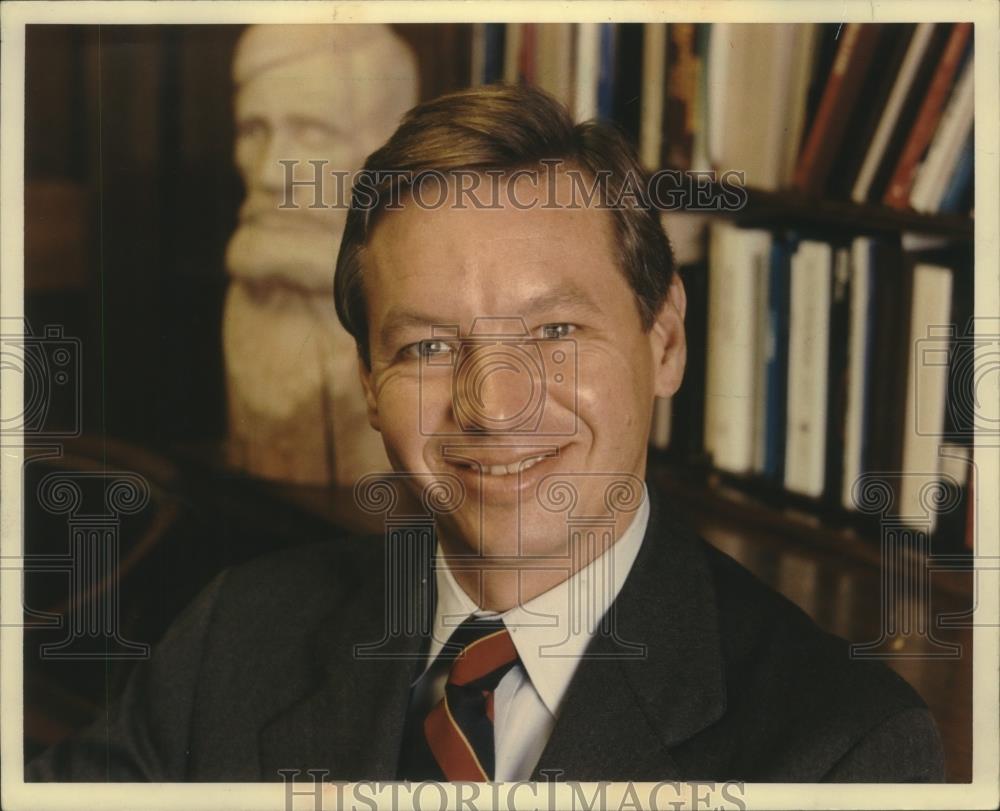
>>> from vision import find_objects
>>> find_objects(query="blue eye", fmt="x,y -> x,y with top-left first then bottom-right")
404,339 -> 456,360
540,323 -> 574,339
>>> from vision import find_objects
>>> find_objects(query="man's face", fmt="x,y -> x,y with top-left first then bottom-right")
360,169 -> 685,602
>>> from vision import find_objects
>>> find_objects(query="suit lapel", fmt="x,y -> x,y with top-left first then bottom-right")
259,533 -> 434,780
532,490 -> 727,780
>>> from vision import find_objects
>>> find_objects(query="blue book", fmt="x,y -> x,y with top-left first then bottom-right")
938,132 -> 973,214
763,236 -> 793,480
483,24 -> 505,84
597,24 -> 617,119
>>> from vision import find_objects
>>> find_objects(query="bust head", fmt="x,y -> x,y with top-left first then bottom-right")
226,24 -> 418,293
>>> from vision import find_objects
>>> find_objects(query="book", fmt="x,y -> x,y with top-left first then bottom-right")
535,24 -> 574,109
574,23 -> 601,120
705,222 -> 772,474
899,263 -> 954,529
784,240 -> 833,497
752,246 -> 772,473
910,53 -> 975,213
662,23 -> 699,171
503,23 -> 523,84
613,24 -> 644,144
597,24 -> 617,120
763,236 -> 792,481
864,242 -> 912,479
690,24 -> 712,173
841,237 -> 876,510
801,23 -> 844,144
823,246 -> 852,502
792,24 -> 883,196
519,23 -> 538,84
863,24 -> 953,204
483,24 -> 506,84
883,22 -> 973,209
639,23 -> 668,170
707,25 -> 810,190
827,24 -> 916,200
851,23 -> 937,203
669,259 -> 710,460
779,24 -> 820,187
938,132 -> 974,214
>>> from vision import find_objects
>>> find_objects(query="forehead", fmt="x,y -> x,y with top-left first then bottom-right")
363,170 -> 621,303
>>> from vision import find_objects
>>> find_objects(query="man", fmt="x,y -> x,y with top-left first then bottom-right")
27,84 -> 944,782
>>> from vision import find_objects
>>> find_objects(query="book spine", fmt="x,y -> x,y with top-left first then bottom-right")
483,24 -> 506,84
640,23 -> 668,171
792,24 -> 881,196
763,237 -> 792,480
910,53 -> 975,213
574,23 -> 601,120
503,23 -> 523,84
938,133 -> 974,214
842,237 -> 875,510
851,23 -> 935,203
824,246 -> 852,502
899,264 -> 954,529
883,22 -> 973,209
705,223 -> 771,474
784,240 -> 832,497
597,24 -> 617,119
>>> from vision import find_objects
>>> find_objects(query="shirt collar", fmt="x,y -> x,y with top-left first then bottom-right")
420,485 -> 650,716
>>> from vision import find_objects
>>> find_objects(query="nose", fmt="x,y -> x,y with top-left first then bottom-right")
453,344 -> 543,433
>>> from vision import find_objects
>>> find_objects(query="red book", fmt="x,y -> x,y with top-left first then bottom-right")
792,24 -> 882,196
883,22 -> 973,209
519,23 -> 537,83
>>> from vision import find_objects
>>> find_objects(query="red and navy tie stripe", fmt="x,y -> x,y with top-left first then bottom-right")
398,617 -> 519,781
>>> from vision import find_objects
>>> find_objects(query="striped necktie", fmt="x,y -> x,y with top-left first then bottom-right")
400,616 -> 520,781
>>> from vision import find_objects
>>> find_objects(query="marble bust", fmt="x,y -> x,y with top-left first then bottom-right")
224,24 -> 418,484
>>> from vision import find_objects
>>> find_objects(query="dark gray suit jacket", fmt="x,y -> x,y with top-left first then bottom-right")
27,491 -> 945,782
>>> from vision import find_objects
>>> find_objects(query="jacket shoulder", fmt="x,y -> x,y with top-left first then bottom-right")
698,540 -> 942,780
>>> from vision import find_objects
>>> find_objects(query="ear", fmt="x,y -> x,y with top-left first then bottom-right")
648,272 -> 687,398
357,353 -> 381,432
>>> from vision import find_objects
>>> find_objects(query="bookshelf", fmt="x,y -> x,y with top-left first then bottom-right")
446,20 -> 979,563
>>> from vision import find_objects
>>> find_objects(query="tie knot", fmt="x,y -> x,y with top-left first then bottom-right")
442,616 -> 518,689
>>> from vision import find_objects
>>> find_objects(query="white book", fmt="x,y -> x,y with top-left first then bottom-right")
842,237 -> 874,510
639,23 -> 668,171
784,240 -> 833,498
705,23 -> 732,172
574,23 -> 601,121
911,55 -> 975,213
779,24 -> 819,187
503,23 -> 523,85
851,23 -> 936,203
705,222 -> 772,474
752,249 -> 772,473
536,24 -> 574,110
707,24 -> 793,190
470,23 -> 486,86
899,264 -> 954,529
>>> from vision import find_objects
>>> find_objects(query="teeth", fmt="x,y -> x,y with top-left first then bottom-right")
458,455 -> 547,476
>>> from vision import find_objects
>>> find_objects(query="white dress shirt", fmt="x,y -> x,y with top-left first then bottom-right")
408,487 -> 650,780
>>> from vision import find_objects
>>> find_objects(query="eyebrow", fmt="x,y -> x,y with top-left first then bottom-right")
377,287 -> 602,349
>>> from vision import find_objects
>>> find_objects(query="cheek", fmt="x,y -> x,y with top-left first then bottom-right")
370,376 -> 424,457
574,342 -> 655,437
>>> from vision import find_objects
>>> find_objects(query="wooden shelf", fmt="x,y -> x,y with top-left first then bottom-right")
646,456 -> 973,600
690,181 -> 974,243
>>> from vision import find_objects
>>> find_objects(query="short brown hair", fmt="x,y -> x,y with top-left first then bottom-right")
333,83 -> 675,366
